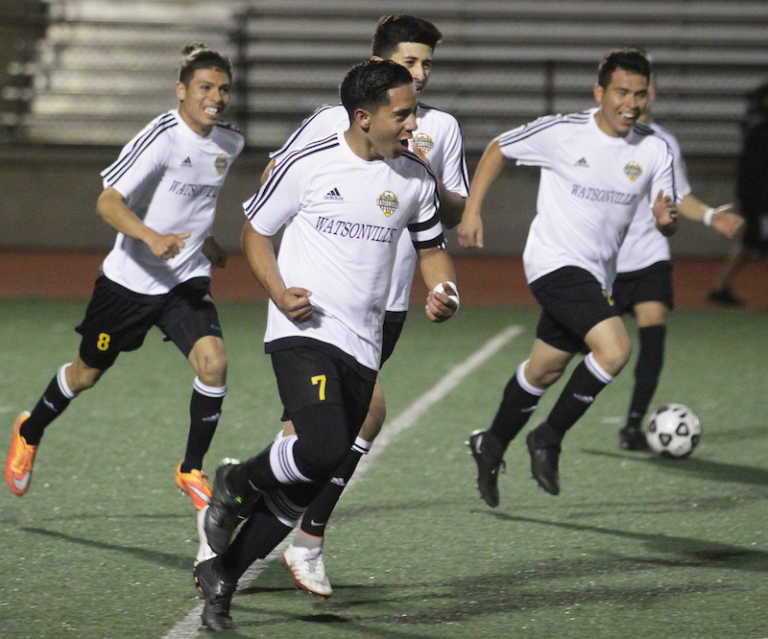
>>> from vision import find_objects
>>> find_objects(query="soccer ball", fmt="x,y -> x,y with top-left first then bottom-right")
645,403 -> 702,458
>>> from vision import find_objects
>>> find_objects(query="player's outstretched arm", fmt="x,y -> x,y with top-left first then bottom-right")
96,186 -> 189,260
457,139 -> 506,248
676,195 -> 743,238
241,221 -> 313,321
418,246 -> 458,323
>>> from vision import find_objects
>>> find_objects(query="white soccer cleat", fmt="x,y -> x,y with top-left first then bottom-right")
282,543 -> 333,598
195,505 -> 217,567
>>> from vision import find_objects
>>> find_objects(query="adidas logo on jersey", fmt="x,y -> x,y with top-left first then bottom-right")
575,157 -> 589,167
181,156 -> 192,166
324,187 -> 343,201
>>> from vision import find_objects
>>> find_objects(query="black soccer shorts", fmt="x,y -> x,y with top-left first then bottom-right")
529,266 -> 619,354
76,275 -> 221,369
612,260 -> 674,314
269,340 -> 375,431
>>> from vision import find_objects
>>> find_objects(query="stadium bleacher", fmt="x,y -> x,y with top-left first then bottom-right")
2,0 -> 767,154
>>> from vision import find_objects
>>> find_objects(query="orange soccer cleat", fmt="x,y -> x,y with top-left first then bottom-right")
175,461 -> 212,510
5,411 -> 37,496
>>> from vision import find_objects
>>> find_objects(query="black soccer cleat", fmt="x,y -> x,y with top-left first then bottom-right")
619,425 -> 650,451
204,463 -> 253,554
526,429 -> 560,495
194,557 -> 237,632
706,287 -> 744,307
466,429 -> 505,508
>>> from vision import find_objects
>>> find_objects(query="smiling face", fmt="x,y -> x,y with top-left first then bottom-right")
386,42 -> 434,96
593,67 -> 649,137
176,67 -> 231,136
361,83 -> 418,160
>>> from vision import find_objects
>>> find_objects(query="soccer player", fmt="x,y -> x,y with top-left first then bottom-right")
264,15 -> 469,597
614,77 -> 743,450
193,59 -> 458,632
459,49 -> 677,505
4,44 -> 244,510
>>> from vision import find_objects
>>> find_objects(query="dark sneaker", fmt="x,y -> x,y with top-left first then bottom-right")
194,558 -> 236,632
619,425 -> 649,451
466,429 -> 505,507
707,287 -> 744,307
204,463 -> 253,554
526,429 -> 560,495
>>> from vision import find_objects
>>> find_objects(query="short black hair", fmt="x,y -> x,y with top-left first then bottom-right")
178,43 -> 232,85
371,15 -> 442,58
340,59 -> 413,120
597,48 -> 651,88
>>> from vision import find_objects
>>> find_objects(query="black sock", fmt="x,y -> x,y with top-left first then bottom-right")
21,367 -> 74,445
218,499 -> 293,582
626,325 -> 665,429
181,385 -> 224,473
545,354 -> 611,440
489,363 -> 543,448
228,445 -> 279,497
300,447 -> 363,537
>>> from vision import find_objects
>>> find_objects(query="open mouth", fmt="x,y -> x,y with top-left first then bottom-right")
400,139 -> 410,149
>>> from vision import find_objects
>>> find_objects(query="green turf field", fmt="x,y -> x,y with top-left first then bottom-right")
1,300 -> 766,638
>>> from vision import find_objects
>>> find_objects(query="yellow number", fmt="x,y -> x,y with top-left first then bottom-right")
311,374 -> 327,401
96,332 -> 111,351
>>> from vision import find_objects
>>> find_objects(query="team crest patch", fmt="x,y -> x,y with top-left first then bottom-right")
413,132 -> 434,154
214,155 -> 228,175
376,191 -> 399,217
623,161 -> 642,182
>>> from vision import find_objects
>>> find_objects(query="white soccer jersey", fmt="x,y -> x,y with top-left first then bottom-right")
617,121 -> 692,273
245,131 -> 444,371
497,107 -> 677,292
100,109 -> 244,295
269,103 -> 468,311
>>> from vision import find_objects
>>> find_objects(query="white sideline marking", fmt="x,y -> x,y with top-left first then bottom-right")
164,325 -> 523,639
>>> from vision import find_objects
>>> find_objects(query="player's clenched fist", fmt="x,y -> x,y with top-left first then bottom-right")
277,287 -> 314,322
150,232 -> 191,260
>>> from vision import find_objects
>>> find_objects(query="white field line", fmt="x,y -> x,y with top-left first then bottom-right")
164,324 -> 523,639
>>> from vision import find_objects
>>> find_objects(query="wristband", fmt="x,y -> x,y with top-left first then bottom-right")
702,207 -> 715,226
432,281 -> 460,311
